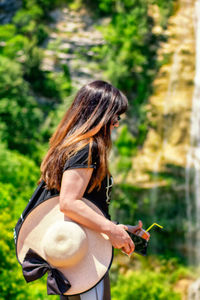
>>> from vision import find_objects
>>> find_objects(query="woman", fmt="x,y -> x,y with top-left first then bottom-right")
38,80 -> 144,299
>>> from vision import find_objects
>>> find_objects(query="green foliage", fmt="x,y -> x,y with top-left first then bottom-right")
110,183 -> 139,224
98,0 -> 118,14
1,33 -> 45,88
94,6 -> 152,93
111,270 -> 181,300
0,206 -> 30,300
23,0 -> 62,14
13,6 -> 44,29
0,144 -> 39,188
110,252 -> 197,300
0,56 -> 43,158
13,6 -> 48,44
110,164 -> 189,261
35,24 -> 49,44
30,70 -> 62,99
87,0 -> 176,153
0,0 -> 190,298
113,125 -> 136,174
0,144 -> 62,299
2,35 -> 29,59
91,0 -> 161,151
0,144 -> 41,299
0,143 -> 40,211
115,125 -> 137,156
0,24 -> 16,41
0,0 -> 72,159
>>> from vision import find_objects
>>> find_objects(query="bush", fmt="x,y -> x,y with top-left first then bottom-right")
0,203 -> 31,300
0,145 -> 41,299
0,24 -> 16,42
0,144 -> 39,191
2,35 -> 29,59
115,125 -> 137,156
13,6 -> 44,30
111,270 -> 181,300
0,56 -> 43,157
13,6 -> 49,44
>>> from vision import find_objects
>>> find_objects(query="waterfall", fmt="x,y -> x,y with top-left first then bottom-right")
150,0 -> 189,239
185,0 -> 200,267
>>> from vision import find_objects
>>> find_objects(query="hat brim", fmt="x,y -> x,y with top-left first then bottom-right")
16,196 -> 113,295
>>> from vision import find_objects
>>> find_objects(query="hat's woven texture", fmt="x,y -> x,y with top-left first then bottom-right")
17,196 -> 113,295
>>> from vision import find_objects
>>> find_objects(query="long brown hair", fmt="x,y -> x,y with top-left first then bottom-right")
38,80 -> 128,192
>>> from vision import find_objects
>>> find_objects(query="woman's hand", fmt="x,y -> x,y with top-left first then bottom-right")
127,220 -> 143,234
127,220 -> 150,240
106,223 -> 135,256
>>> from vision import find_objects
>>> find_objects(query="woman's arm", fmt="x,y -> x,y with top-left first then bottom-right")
59,168 -> 134,255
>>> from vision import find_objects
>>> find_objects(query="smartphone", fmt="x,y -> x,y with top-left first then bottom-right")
127,231 -> 149,256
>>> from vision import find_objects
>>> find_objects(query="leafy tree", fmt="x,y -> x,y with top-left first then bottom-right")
0,56 -> 43,159
88,0 -> 161,153
13,5 -> 48,44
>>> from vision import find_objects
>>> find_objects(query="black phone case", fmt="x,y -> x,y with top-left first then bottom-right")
127,231 -> 149,256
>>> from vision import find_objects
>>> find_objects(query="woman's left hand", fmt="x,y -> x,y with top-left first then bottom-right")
126,220 -> 150,239
126,220 -> 143,234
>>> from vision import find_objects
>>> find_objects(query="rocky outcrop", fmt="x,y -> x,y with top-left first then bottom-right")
42,7 -> 109,88
41,7 -> 108,89
0,0 -> 22,24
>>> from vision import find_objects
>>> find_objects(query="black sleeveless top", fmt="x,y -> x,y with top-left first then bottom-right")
14,143 -> 113,245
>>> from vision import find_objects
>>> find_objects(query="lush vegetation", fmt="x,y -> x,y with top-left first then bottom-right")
0,0 -> 72,162
0,0 -> 198,299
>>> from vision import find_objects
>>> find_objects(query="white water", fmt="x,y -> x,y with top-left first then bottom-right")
185,0 -> 200,267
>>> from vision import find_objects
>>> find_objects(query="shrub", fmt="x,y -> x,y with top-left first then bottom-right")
0,145 -> 41,299
0,24 -> 16,42
2,35 -> 29,59
0,56 -> 43,157
111,270 -> 181,300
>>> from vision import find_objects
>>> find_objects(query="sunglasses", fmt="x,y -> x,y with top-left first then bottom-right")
112,115 -> 121,125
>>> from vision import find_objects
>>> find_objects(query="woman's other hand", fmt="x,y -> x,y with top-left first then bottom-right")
106,223 -> 135,256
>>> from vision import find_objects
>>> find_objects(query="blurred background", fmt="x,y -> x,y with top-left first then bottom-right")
1,0 -> 200,299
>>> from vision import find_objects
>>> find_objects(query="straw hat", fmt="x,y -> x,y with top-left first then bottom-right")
16,196 -> 113,296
